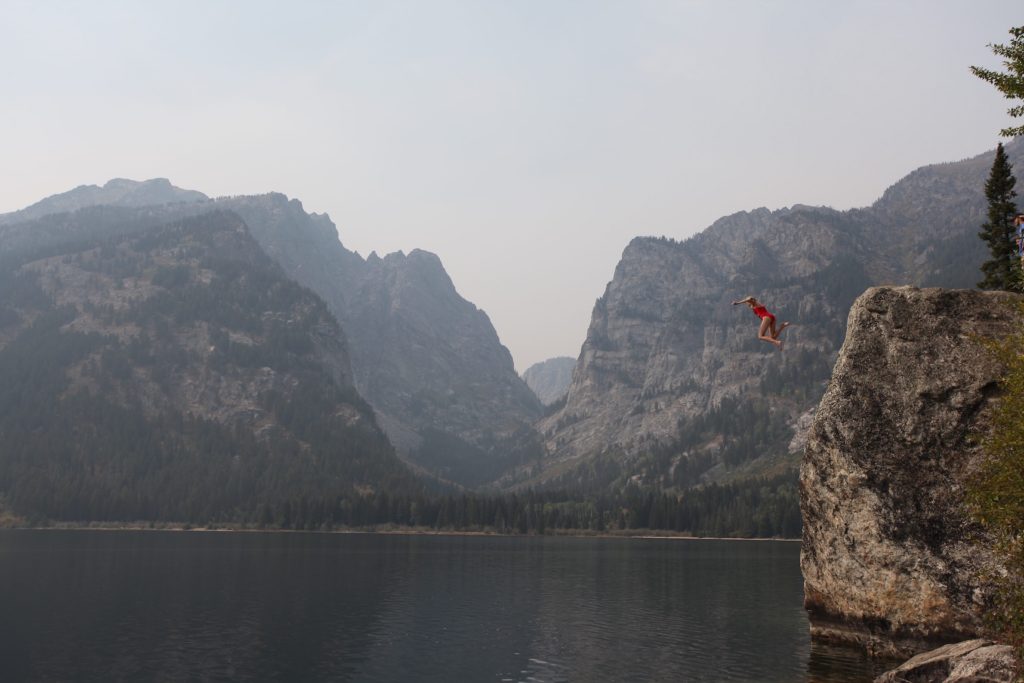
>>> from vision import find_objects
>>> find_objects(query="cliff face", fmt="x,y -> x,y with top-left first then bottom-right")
536,139 -> 1024,491
536,214 -> 862,488
522,357 -> 576,405
346,249 -> 541,443
800,286 -> 1022,658
220,194 -> 543,481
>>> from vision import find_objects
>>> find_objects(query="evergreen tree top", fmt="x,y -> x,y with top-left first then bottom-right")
971,26 -> 1024,138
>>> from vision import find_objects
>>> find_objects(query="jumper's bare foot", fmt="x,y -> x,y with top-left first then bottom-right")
778,322 -> 791,335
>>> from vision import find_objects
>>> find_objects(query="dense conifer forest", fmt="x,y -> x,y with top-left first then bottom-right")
0,211 -> 420,524
142,473 -> 802,538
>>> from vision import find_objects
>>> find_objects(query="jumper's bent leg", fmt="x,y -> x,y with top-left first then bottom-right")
758,318 -> 781,347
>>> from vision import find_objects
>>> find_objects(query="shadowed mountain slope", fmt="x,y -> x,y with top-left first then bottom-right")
0,208 -> 417,523
0,183 -> 542,489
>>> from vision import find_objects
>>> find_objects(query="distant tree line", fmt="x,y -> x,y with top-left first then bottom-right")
243,473 -> 801,538
5,473 -> 801,539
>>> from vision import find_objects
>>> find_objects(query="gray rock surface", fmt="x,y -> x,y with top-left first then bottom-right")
538,228 -> 845,478
536,139 -> 1024,490
874,639 -> 1019,683
221,194 -> 543,468
522,357 -> 575,405
12,210 -> 360,430
801,286 -> 1023,657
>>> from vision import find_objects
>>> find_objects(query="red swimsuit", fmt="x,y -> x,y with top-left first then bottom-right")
752,305 -> 775,321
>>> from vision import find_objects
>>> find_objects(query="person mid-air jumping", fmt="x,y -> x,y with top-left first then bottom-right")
733,296 -> 790,349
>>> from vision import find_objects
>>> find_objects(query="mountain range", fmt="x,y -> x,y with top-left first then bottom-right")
531,137 -> 1023,494
0,137 -> 1020,526
1,182 -> 542,492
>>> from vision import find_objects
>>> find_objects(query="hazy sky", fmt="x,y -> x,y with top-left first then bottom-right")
1,1 -> 1021,370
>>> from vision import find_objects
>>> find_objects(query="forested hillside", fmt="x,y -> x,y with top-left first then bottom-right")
0,209 -> 419,524
1,186 -> 544,490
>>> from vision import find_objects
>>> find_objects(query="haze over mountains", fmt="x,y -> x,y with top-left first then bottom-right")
0,178 -> 208,227
0,137 -> 1019,526
213,194 -> 543,487
0,208 -> 414,523
534,138 -> 1022,493
1,182 -> 542,491
522,357 -> 575,406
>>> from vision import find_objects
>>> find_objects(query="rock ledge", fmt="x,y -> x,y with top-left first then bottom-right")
874,639 -> 1019,683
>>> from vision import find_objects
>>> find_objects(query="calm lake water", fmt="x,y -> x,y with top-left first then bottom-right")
0,530 -> 893,682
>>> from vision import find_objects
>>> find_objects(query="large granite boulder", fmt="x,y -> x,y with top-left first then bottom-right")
801,286 -> 1024,657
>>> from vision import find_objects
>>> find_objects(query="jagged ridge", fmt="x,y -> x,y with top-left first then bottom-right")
537,139 -> 1024,492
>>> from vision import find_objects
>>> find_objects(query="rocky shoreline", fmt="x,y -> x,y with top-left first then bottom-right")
874,639 -> 1018,683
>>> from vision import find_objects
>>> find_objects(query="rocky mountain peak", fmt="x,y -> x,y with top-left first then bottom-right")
534,140 -> 1024,493
0,178 -> 207,226
133,187 -> 539,483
